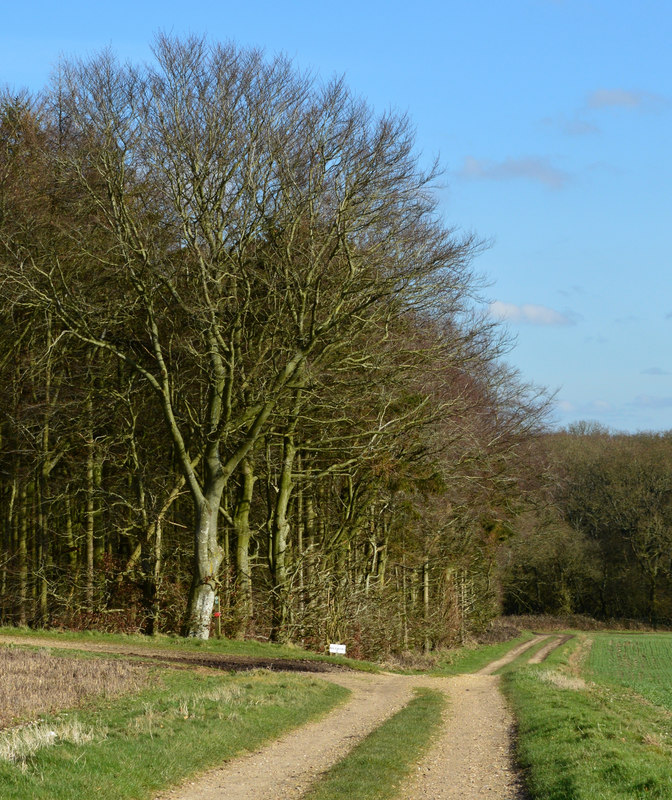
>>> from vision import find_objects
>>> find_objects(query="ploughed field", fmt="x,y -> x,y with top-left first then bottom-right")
0,646 -> 148,730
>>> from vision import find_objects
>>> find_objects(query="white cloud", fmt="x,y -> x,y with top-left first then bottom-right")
587,88 -> 670,112
489,301 -> 575,326
555,398 -> 616,419
630,395 -> 672,409
543,115 -> 600,136
459,156 -> 569,189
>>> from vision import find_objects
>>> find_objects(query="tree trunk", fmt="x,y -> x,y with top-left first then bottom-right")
423,557 -> 430,653
233,457 -> 255,638
649,572 -> 658,630
18,485 -> 28,626
269,435 -> 296,642
183,486 -> 225,638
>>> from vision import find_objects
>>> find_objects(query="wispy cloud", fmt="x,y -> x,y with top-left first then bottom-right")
459,156 -> 570,189
641,367 -> 670,376
489,301 -> 576,326
630,395 -> 672,409
558,285 -> 589,299
587,88 -> 670,112
557,399 -> 614,415
542,115 -> 600,136
547,88 -> 670,138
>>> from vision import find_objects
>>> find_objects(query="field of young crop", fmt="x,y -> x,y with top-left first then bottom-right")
588,633 -> 672,711
503,632 -> 672,800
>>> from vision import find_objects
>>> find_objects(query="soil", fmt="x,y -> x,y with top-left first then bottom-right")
0,635 -> 345,673
0,632 -> 566,799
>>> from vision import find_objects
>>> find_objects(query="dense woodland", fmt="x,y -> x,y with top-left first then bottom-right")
504,426 -> 672,628
0,38 -> 669,654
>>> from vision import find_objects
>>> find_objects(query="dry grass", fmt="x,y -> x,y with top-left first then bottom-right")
567,633 -> 593,677
0,717 -> 105,769
381,651 -> 439,671
0,645 -> 148,729
537,669 -> 588,691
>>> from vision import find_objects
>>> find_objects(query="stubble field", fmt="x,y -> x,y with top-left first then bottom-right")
0,642 -> 346,800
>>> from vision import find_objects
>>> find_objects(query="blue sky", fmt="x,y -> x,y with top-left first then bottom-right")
2,0 -> 670,432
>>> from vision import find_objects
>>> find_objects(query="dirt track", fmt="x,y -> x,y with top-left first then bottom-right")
0,633 -> 563,799
153,636 -> 550,800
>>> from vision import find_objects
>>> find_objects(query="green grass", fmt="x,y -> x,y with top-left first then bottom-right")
0,662 -> 348,800
503,633 -> 672,799
430,630 -> 535,675
0,625 -> 379,672
302,687 -> 445,800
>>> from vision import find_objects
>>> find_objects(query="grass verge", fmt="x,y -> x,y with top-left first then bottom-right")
302,687 -> 445,800
0,664 -> 348,800
502,633 -> 672,799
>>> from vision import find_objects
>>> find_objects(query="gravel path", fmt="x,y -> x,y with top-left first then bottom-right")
477,634 -> 549,674
394,635 -> 547,799
154,672 -> 416,800
397,674 -> 527,799
527,634 -> 573,664
153,638 -> 549,800
153,670 -> 529,800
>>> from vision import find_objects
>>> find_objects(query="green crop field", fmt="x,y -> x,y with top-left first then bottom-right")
588,633 -> 672,711
503,632 -> 672,800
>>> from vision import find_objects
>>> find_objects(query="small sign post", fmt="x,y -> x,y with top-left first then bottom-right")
329,643 -> 347,655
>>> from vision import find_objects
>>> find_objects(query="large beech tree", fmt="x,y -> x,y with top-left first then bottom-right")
2,37 -> 484,637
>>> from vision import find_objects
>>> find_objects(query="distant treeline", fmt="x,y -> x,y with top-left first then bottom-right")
503,425 -> 672,627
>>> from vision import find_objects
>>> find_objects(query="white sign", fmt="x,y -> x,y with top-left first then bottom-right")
329,643 -> 347,655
